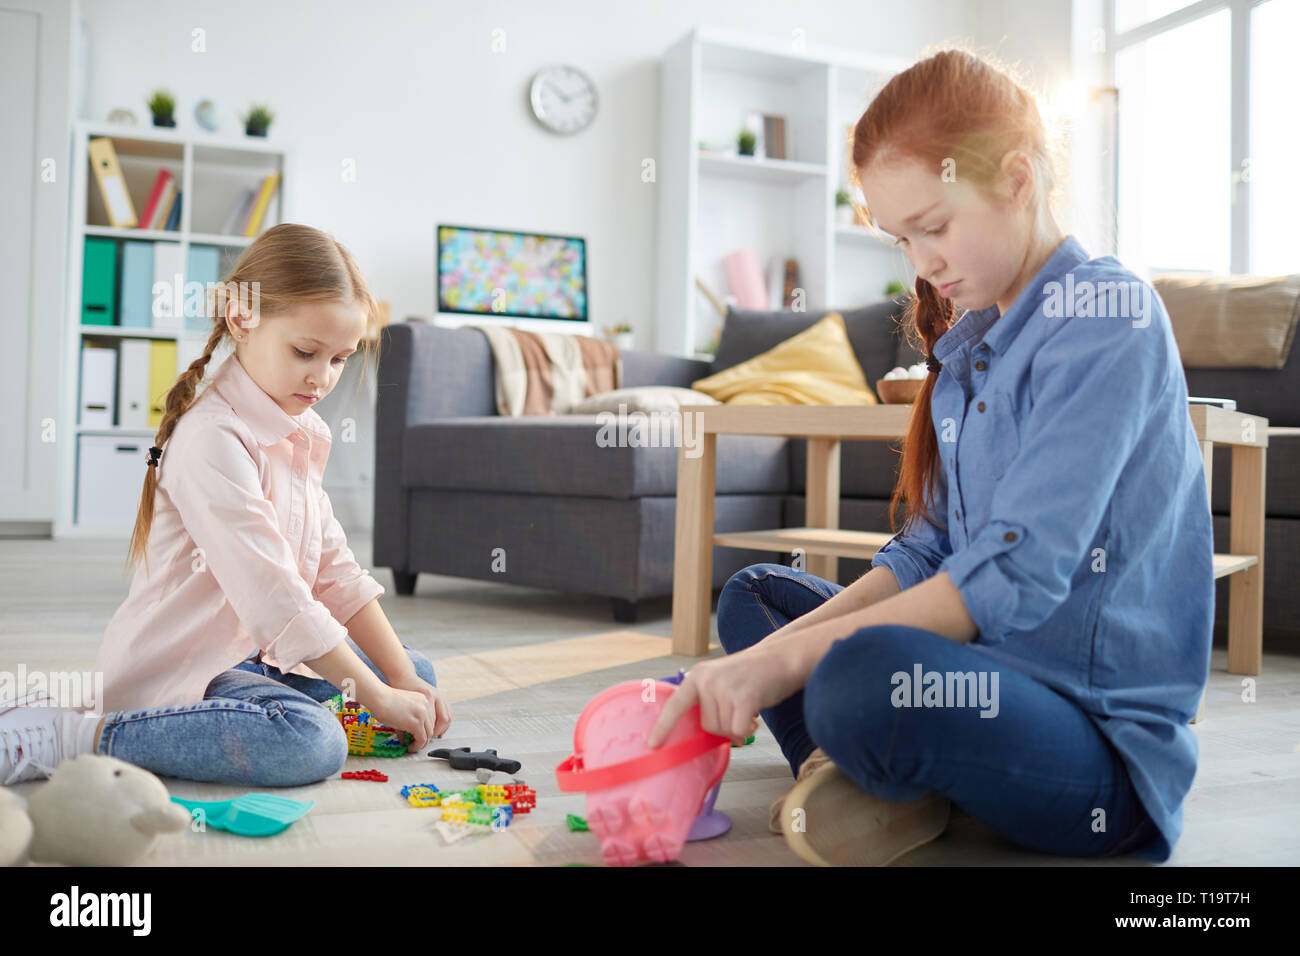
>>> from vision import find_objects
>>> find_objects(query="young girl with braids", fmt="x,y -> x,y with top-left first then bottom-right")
649,49 -> 1213,866
1,224 -> 451,787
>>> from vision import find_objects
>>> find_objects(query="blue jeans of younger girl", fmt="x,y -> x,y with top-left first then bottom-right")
94,638 -> 438,786
721,563 -> 1160,859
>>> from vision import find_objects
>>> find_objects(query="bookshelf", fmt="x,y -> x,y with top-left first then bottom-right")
59,120 -> 291,533
655,27 -> 913,357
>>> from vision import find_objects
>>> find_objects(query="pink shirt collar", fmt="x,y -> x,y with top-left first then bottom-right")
211,354 -> 330,447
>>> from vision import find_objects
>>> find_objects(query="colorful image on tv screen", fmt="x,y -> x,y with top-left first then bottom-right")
438,226 -> 587,320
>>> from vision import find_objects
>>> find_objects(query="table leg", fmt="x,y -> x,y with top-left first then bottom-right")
1228,444 -> 1265,675
672,431 -> 717,657
804,438 -> 841,582
1193,439 -> 1213,723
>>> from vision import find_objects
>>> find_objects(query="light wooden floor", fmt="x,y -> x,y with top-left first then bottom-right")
2,535 -> 1297,866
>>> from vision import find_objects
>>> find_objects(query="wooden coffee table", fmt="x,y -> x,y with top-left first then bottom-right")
670,403 -> 1269,722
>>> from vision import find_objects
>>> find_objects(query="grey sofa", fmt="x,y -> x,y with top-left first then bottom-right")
374,303 -> 1299,639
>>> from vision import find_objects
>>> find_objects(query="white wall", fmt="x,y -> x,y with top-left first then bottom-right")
75,0 -> 1075,529
75,0 -> 1025,344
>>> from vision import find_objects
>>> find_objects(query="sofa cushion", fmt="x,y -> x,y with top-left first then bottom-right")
692,312 -> 878,405
567,385 -> 719,415
402,416 -> 790,499
711,299 -> 906,385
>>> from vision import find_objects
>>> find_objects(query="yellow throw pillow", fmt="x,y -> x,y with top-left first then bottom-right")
690,312 -> 877,405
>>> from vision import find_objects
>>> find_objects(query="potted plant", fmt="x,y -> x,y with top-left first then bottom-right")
242,103 -> 275,137
884,280 -> 906,300
737,128 -> 756,157
604,322 -> 634,350
147,89 -> 176,128
835,188 -> 857,225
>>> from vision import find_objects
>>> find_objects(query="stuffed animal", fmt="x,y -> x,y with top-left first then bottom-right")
26,754 -> 191,866
0,787 -> 33,866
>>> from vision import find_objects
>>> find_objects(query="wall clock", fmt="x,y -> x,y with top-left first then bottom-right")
529,65 -> 598,134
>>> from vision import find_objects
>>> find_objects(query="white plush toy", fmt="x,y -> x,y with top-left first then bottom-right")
0,787 -> 33,866
26,754 -> 191,866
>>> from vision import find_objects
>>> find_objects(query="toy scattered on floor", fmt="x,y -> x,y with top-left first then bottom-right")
171,793 -> 314,838
566,814 -> 589,832
435,820 -> 480,844
0,787 -> 32,866
556,678 -> 730,867
342,769 -> 389,782
24,754 -> 191,865
427,747 -> 521,774
400,783 -> 442,807
324,693 -> 412,758
731,735 -> 756,747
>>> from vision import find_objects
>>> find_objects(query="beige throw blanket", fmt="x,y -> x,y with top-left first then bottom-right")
1153,273 -> 1300,369
470,325 -> 622,416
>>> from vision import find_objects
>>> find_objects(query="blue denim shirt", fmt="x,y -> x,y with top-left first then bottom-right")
870,234 -> 1214,862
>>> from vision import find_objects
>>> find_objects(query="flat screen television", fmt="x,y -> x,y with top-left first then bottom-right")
436,224 -> 588,322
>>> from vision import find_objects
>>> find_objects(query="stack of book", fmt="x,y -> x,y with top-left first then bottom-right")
221,173 -> 281,236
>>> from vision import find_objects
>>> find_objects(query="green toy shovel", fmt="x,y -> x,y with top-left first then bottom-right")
170,793 -> 314,837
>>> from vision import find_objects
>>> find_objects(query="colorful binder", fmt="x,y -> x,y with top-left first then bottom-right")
82,237 -> 118,326
118,241 -> 154,328
87,138 -> 138,228
185,245 -> 221,331
118,339 -> 152,429
148,340 -> 178,429
79,342 -> 117,427
151,243 -> 186,332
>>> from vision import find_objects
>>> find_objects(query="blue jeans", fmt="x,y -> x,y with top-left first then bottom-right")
95,638 -> 438,786
719,563 -> 1160,859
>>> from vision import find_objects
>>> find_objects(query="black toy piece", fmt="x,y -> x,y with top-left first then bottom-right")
427,747 -> 522,774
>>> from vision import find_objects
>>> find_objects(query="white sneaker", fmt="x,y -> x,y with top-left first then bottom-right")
0,691 -> 82,785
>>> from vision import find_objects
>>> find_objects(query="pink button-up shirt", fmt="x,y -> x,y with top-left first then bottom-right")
94,354 -> 385,713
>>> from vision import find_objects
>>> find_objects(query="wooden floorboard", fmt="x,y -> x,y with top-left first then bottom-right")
2,534 -> 1297,867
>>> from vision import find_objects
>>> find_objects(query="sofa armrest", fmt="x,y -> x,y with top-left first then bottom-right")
620,348 -> 713,389
378,321 -> 498,424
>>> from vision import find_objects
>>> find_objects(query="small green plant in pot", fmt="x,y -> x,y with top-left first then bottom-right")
242,104 -> 275,137
737,128 -> 756,156
148,89 -> 176,128
835,188 -> 858,225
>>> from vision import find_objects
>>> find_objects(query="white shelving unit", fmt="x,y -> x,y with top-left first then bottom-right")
58,120 -> 290,535
656,27 -> 915,357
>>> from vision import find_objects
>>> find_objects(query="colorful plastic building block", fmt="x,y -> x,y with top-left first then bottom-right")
427,747 -> 521,774
324,694 -> 412,758
567,814 -> 589,832
503,783 -> 536,814
730,734 -> 756,748
342,769 -> 389,782
399,783 -> 442,808
434,821 -> 477,844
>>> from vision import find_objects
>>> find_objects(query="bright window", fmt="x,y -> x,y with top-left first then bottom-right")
1115,9 -> 1231,275
1248,0 -> 1300,276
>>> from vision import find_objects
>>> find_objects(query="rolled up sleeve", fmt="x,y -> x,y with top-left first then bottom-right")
313,483 -> 385,627
163,417 -> 349,672
870,478 -> 953,590
938,290 -> 1174,644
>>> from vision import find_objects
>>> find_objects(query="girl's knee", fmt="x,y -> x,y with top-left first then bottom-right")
401,645 -> 438,688
804,625 -> 920,742
259,706 -> 349,786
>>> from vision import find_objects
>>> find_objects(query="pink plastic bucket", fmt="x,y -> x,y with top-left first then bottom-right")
556,679 -> 730,866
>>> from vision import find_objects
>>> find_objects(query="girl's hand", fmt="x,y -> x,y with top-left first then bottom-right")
386,673 -> 454,745
645,645 -> 804,749
368,682 -> 452,753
